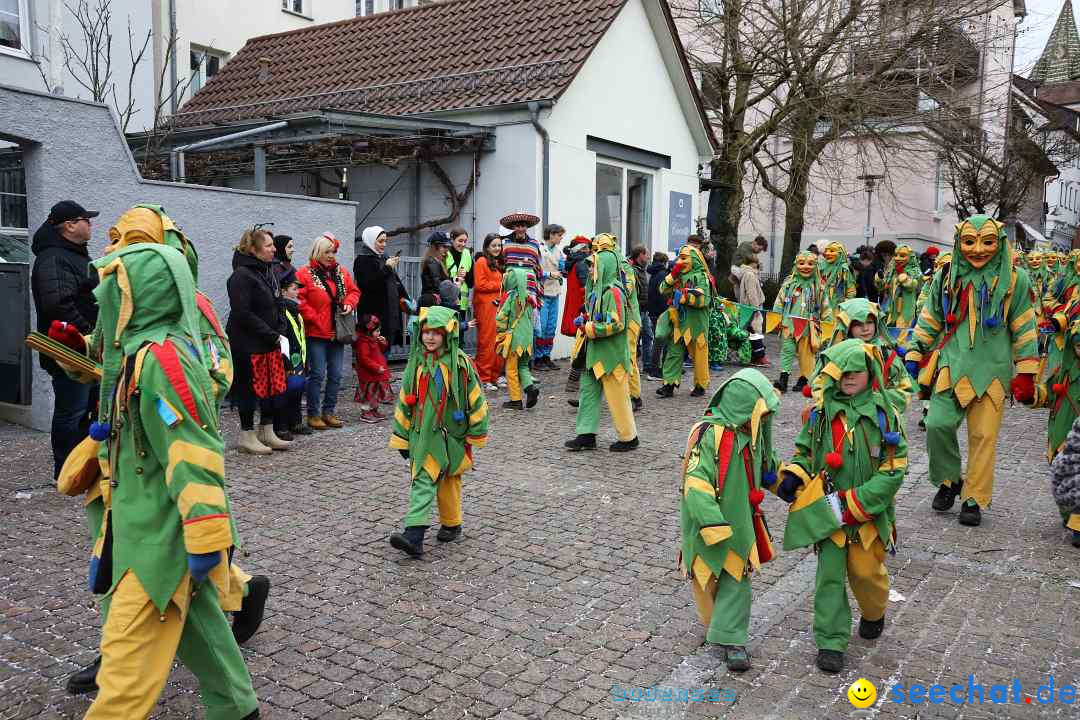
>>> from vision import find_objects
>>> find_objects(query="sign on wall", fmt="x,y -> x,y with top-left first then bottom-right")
668,191 -> 692,252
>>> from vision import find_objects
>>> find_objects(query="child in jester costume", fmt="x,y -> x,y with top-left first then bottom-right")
52,206 -> 268,697
780,339 -> 908,673
565,236 -> 639,452
679,369 -> 782,672
617,244 -> 645,412
388,306 -> 489,557
818,241 -> 857,323
707,298 -> 752,367
876,244 -> 921,329
905,215 -> 1040,526
495,266 -> 540,409
71,243 -> 259,719
816,299 -> 913,415
656,235 -> 713,398
772,251 -> 823,394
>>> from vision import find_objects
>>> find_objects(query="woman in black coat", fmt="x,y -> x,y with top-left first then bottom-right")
354,225 -> 407,347
419,231 -> 452,307
226,227 -> 290,454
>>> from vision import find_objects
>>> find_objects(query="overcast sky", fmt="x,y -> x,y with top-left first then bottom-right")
1015,0 -> 1068,75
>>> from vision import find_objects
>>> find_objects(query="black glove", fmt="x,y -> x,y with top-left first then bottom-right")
778,472 -> 802,503
398,449 -> 410,460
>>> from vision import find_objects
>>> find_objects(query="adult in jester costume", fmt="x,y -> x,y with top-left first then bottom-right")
388,306 -> 489,557
495,266 -> 539,409
617,244 -> 644,412
53,206 -> 267,697
780,339 -> 908,674
679,369 -> 781,671
1043,249 -> 1080,319
876,243 -> 921,329
69,243 -> 259,719
772,251 -> 823,394
1029,310 -> 1080,547
656,235 -> 713,398
565,236 -> 639,452
905,215 -> 1040,526
1024,251 -> 1050,307
818,241 -> 857,323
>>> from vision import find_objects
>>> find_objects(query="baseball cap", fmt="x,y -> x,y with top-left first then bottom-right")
48,201 -> 99,225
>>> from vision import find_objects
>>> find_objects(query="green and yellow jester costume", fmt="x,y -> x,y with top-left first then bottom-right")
876,244 -> 921,328
1024,251 -> 1050,310
566,236 -> 638,450
773,251 -> 823,392
76,243 -> 257,720
679,369 -> 780,669
389,306 -> 489,556
656,241 -> 713,395
708,298 -> 752,366
495,266 -> 538,408
906,216 -> 1040,523
617,244 -> 644,405
818,241 -> 857,323
781,340 -> 907,671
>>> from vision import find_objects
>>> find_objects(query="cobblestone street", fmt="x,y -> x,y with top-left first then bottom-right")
2,342 -> 1078,719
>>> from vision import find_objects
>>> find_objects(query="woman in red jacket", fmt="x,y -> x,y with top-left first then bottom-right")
297,233 -> 360,429
472,233 -> 505,389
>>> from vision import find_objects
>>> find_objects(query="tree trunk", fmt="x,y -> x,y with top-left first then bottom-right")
780,187 -> 807,279
709,156 -> 745,281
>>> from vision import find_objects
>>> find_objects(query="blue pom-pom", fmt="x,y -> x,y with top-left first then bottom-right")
762,469 -> 777,486
883,431 -> 901,446
807,409 -> 818,426
673,289 -> 682,307
985,316 -> 1000,329
89,421 -> 110,441
452,410 -> 465,422
895,345 -> 907,358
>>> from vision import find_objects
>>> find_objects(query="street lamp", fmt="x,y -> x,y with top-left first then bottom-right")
857,174 -> 884,246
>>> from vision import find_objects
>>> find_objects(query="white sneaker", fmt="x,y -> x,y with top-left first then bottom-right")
484,383 -> 498,392
497,376 -> 507,388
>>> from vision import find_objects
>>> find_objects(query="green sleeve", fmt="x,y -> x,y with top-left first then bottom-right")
682,430 -> 730,541
389,361 -> 416,450
845,426 -> 906,520
909,272 -> 944,360
659,273 -> 676,296
587,288 -> 627,339
462,355 -> 489,446
1007,270 -> 1038,368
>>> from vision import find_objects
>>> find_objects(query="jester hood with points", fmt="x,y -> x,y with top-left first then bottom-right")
582,237 -> 632,380
680,369 -> 781,585
819,241 -> 856,319
1048,249 -> 1080,307
658,242 -> 713,349
879,244 -> 921,327
1034,312 -> 1080,465
496,266 -> 535,357
773,251 -> 823,336
823,298 -> 913,413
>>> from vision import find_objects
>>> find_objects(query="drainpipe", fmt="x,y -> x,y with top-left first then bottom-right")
169,120 -> 288,183
528,101 -> 550,226
168,0 -> 179,114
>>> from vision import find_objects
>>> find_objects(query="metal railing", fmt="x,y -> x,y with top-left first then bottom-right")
388,257 -> 477,360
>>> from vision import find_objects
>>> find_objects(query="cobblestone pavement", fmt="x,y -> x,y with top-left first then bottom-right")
2,340 -> 1078,719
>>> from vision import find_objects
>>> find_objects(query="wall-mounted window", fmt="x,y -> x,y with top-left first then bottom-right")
357,0 -> 374,14
282,0 -> 305,14
0,0 -> 30,52
595,161 -> 654,254
190,47 -> 227,94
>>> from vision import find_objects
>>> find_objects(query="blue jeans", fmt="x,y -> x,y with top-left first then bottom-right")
648,312 -> 665,375
51,373 -> 93,479
306,339 -> 344,417
534,294 -> 560,359
638,307 -> 654,373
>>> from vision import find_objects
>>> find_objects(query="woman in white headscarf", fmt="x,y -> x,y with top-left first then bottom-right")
353,225 -> 409,347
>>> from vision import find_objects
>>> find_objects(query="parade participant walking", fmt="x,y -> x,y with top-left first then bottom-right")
905,216 -> 1039,526
561,235 -> 593,402
656,234 -> 713,398
619,248 -> 644,412
818,241 -> 856,322
876,244 -> 920,328
226,226 -> 290,454
679,368 -> 781,671
773,251 -> 823,394
31,200 -> 100,478
820,299 -> 913,414
565,235 -> 638,451
354,226 -> 407,349
534,223 -> 565,369
472,233 -> 504,389
780,339 -> 908,674
496,267 -> 539,409
388,306 -> 489,557
298,233 -> 360,430
913,251 -> 951,429
82,243 -> 259,719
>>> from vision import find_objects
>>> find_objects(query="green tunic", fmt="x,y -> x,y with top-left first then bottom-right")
1034,312 -> 1080,464
495,267 -> 534,358
877,246 -> 921,328
819,246 -> 856,322
773,254 -> 823,337
583,248 -> 631,379
657,244 -> 712,349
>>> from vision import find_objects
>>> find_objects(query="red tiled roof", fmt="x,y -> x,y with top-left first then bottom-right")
1032,79 -> 1080,107
175,0 -> 631,126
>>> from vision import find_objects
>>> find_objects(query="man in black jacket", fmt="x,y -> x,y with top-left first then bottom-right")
645,251 -> 670,379
31,200 -> 100,478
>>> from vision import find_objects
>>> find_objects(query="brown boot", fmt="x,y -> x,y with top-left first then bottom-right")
307,416 -> 328,431
322,414 -> 344,428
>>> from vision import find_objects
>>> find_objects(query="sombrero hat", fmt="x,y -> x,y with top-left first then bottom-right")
499,211 -> 540,230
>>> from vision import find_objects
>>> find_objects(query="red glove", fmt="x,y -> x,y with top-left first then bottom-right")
48,320 -> 86,353
671,258 -> 689,277
841,509 -> 861,526
1010,373 -> 1036,404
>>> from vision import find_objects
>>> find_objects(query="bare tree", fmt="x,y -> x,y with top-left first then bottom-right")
56,0 -> 114,102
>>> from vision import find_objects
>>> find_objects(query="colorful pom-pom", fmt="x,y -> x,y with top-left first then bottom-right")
1053,383 -> 1067,396
801,384 -> 812,398
762,469 -> 777,486
883,431 -> 901,446
946,312 -> 957,325
404,393 -> 417,406
825,452 -> 843,470
452,410 -> 465,422
895,346 -> 907,358
748,489 -> 765,507
89,421 -> 111,441
985,316 -> 1000,328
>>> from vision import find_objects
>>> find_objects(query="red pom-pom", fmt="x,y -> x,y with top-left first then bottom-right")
1053,383 -> 1067,396
404,393 -> 417,406
801,384 -> 812,398
748,488 -> 765,507
825,452 -> 843,470
946,313 -> 957,325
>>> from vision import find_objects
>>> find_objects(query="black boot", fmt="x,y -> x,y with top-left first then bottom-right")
525,384 -> 540,408
918,407 -> 927,430
792,376 -> 807,393
631,396 -> 643,412
502,399 -> 523,409
609,437 -> 639,452
858,615 -> 885,640
567,398 -> 579,407
241,710 -> 260,720
774,372 -> 789,393
958,500 -> 981,526
932,481 -> 962,511
565,367 -> 581,394
290,423 -> 314,436
720,645 -> 751,672
273,426 -> 294,442
565,434 -> 597,451
436,525 -> 462,542
1072,530 -> 1080,548
66,655 -> 100,695
390,526 -> 427,557
816,649 -> 844,673
690,386 -> 706,397
656,384 -> 675,398
232,575 -> 270,645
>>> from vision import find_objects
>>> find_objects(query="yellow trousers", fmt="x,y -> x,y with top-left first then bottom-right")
86,571 -> 257,720
814,536 -> 889,651
664,337 -> 710,390
926,391 -> 1004,508
437,473 -> 463,526
575,372 -> 637,441
627,323 -> 641,400
504,351 -> 531,402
